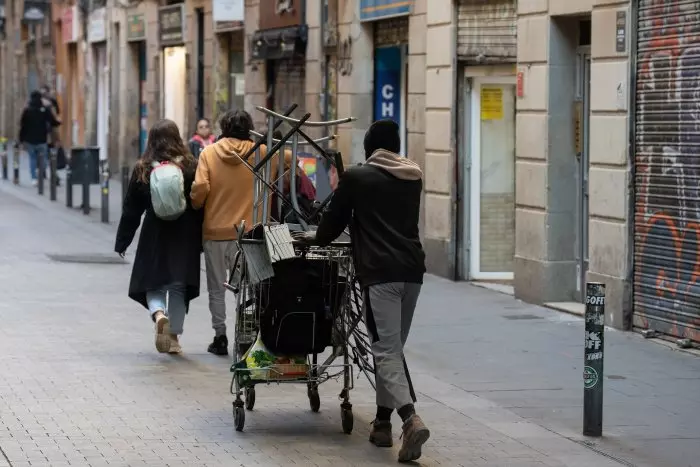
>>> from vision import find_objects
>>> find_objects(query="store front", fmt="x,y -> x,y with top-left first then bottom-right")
88,6 -> 108,162
457,0 -> 517,281
212,0 -> 245,121
252,0 -> 307,121
158,4 -> 188,137
360,2 -> 409,156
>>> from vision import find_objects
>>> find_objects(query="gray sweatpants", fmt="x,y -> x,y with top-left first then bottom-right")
203,240 -> 238,336
363,282 -> 421,410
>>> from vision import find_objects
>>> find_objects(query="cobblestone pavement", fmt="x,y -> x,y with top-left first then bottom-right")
0,182 -> 642,467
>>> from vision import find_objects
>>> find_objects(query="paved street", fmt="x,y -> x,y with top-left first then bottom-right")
0,166 -> 698,466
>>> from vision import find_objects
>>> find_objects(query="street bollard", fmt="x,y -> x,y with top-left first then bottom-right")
37,151 -> 45,195
13,146 -> 19,185
49,149 -> 57,201
101,161 -> 109,224
583,282 -> 606,437
121,165 -> 130,204
82,154 -> 90,215
66,164 -> 73,208
1,140 -> 7,181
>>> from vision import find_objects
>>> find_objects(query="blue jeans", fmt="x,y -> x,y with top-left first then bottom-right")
26,143 -> 48,180
146,284 -> 187,335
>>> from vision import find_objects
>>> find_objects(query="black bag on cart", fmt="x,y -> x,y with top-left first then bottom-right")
259,257 -> 341,355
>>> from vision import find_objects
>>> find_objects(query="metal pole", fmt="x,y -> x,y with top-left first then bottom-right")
121,165 -> 130,204
66,158 -> 73,208
252,147 -> 260,226
49,149 -> 57,201
262,114 -> 275,223
12,145 -> 19,185
1,141 -> 7,180
37,149 -> 45,195
583,282 -> 605,437
82,153 -> 90,215
101,161 -> 109,223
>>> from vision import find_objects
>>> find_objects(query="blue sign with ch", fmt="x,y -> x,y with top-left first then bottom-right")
374,46 -> 402,126
360,0 -> 411,22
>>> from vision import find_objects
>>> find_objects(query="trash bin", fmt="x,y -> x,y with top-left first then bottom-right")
67,146 -> 100,214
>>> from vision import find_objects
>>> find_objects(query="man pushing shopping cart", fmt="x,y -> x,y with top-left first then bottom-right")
294,119 -> 430,463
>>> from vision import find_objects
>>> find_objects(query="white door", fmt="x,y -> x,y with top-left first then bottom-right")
96,46 -> 108,161
469,77 -> 516,280
162,46 -> 187,138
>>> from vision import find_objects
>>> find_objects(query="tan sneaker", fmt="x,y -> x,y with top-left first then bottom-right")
369,420 -> 393,447
154,312 -> 171,353
168,335 -> 182,354
398,414 -> 430,463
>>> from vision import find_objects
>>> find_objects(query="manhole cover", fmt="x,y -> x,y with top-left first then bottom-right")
502,314 -> 544,320
46,253 -> 127,265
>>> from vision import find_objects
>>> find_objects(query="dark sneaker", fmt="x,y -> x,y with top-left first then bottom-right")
207,335 -> 229,356
398,414 -> 430,463
369,420 -> 393,447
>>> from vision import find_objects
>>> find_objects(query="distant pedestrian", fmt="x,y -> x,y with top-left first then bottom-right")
115,119 -> 203,355
293,119 -> 429,462
18,90 -> 60,186
41,85 -> 63,186
189,118 -> 215,160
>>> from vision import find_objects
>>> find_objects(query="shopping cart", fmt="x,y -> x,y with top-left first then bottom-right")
224,105 -> 377,433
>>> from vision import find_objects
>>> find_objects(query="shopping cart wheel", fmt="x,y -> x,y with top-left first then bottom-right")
233,405 -> 245,432
308,386 -> 320,413
340,407 -> 353,434
245,387 -> 256,411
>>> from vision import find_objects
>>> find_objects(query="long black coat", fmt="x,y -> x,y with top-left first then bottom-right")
115,165 -> 203,310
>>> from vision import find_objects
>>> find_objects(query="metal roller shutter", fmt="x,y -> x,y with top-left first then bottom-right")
374,16 -> 408,47
457,0 -> 516,63
273,57 -> 305,121
633,0 -> 700,343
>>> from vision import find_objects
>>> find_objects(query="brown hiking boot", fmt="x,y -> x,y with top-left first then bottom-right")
398,414 -> 430,462
369,420 -> 393,447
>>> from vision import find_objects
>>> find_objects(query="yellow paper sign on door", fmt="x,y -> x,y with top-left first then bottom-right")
481,87 -> 503,120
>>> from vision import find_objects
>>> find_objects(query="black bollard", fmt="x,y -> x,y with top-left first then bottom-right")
49,150 -> 57,201
13,146 -> 19,185
82,153 -> 90,215
121,165 -> 130,203
101,161 -> 109,223
1,142 -> 7,181
66,165 -> 73,208
37,152 -> 45,195
583,282 -> 606,437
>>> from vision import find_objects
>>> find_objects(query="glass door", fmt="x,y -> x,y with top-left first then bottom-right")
469,77 -> 516,280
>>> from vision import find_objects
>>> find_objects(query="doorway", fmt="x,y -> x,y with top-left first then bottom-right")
162,46 -> 187,137
575,49 -> 591,301
196,8 -> 205,120
468,77 -> 516,280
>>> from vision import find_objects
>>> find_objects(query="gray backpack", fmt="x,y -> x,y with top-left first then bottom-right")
150,158 -> 186,220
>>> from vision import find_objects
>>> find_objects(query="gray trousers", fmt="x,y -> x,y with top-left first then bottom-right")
203,240 -> 238,336
363,282 -> 421,410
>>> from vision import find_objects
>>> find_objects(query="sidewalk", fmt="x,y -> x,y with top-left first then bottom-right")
2,174 -> 698,466
6,147 -> 125,229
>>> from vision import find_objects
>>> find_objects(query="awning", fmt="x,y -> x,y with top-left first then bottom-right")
23,0 -> 50,23
250,25 -> 307,61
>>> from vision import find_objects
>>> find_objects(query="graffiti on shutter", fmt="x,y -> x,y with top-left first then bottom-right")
633,0 -> 700,343
457,0 -> 516,63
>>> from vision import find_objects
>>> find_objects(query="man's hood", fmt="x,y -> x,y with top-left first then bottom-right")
366,149 -> 422,181
211,137 -> 256,165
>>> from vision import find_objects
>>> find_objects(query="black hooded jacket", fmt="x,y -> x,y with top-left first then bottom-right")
19,92 -> 59,145
315,149 -> 426,287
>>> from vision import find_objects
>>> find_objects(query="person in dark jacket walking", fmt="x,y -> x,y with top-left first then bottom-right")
18,90 -> 60,186
293,119 -> 429,463
115,119 -> 203,355
188,118 -> 215,160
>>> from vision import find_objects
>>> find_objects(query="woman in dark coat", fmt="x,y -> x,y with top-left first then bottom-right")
115,119 -> 203,354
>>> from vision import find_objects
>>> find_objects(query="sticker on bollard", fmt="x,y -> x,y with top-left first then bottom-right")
583,282 -> 605,437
